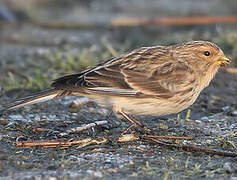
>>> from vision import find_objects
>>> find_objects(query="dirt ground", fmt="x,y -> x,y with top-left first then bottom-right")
0,1 -> 237,179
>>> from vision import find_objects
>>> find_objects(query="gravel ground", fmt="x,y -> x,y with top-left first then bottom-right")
0,1 -> 237,179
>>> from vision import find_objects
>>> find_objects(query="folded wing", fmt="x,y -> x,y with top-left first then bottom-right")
52,46 -> 195,98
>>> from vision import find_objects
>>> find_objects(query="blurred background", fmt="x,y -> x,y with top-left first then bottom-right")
0,1 -> 237,179
0,0 -> 237,92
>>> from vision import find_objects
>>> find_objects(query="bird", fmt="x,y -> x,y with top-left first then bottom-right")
0,41 -> 230,131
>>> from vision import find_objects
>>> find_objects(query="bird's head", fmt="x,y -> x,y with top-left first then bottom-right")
172,41 -> 231,89
173,41 -> 231,68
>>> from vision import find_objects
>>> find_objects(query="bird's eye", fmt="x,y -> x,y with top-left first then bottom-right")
204,51 -> 210,56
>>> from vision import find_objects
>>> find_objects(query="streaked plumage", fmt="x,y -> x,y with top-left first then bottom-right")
0,41 -> 230,118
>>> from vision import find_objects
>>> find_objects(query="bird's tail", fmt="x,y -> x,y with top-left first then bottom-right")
0,89 -> 60,115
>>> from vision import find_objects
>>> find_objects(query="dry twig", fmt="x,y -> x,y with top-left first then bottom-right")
14,134 -> 139,148
14,133 -> 237,157
15,138 -> 106,148
148,135 -> 193,140
58,120 -> 108,137
143,136 -> 237,157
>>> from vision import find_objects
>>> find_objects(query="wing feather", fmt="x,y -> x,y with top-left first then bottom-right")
52,46 -> 196,97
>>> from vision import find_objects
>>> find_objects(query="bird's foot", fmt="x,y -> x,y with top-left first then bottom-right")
118,110 -> 155,135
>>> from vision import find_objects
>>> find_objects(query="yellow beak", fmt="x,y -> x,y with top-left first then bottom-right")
217,56 -> 231,67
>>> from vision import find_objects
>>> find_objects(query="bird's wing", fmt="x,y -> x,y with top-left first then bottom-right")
121,57 -> 196,97
51,57 -> 132,91
52,46 -> 196,97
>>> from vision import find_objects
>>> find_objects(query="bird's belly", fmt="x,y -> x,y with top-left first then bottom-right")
101,96 -> 196,116
115,98 -> 185,116
84,90 -> 200,116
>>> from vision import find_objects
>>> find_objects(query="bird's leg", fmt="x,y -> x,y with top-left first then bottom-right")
118,110 -> 154,135
106,110 -> 113,120
120,124 -> 136,136
105,110 -> 121,129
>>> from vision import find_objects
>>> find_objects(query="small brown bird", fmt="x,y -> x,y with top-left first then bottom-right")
0,41 -> 230,128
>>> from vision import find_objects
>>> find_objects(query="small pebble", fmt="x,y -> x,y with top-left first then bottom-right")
34,115 -> 41,121
231,111 -> 237,116
203,129 -> 211,136
69,107 -> 78,113
205,139 -> 212,145
222,106 -> 230,111
215,124 -> 221,131
0,119 -> 8,125
9,114 -> 25,121
49,114 -> 56,119
223,162 -> 232,173
71,97 -> 91,107
159,124 -> 168,130
86,170 -> 103,178
201,116 -> 209,122
48,177 -> 57,180
195,120 -> 202,124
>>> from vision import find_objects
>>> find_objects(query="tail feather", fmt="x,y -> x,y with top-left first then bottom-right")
0,89 -> 60,115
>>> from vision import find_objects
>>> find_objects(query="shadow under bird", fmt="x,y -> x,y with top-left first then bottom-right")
0,41 -> 231,129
